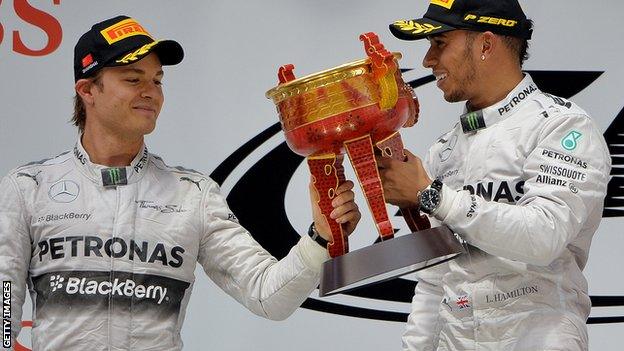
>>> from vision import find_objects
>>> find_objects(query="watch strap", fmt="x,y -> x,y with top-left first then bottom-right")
430,178 -> 443,191
308,223 -> 329,248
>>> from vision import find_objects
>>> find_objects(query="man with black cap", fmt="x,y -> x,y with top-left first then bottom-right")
0,15 -> 360,350
378,1 -> 611,350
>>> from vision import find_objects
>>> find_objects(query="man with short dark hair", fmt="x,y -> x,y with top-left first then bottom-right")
379,1 -> 611,350
0,15 -> 360,350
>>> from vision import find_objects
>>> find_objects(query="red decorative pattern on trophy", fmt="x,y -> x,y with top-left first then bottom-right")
308,155 -> 347,257
375,131 -> 404,159
266,32 -> 430,257
345,136 -> 394,240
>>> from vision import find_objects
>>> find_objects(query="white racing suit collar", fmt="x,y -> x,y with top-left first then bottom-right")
460,74 -> 539,133
72,137 -> 150,187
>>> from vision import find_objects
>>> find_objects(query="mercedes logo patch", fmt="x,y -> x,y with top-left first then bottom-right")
439,134 -> 458,162
48,180 -> 80,203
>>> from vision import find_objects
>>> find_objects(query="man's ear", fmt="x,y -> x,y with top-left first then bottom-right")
75,78 -> 97,106
480,31 -> 496,59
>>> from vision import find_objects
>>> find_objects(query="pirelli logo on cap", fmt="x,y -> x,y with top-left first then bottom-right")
430,0 -> 455,9
100,18 -> 153,44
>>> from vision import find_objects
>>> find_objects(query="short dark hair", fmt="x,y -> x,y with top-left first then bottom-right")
502,19 -> 533,67
72,72 -> 103,133
501,35 -> 530,67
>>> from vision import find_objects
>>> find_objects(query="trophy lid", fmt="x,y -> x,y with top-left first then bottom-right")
265,53 -> 402,103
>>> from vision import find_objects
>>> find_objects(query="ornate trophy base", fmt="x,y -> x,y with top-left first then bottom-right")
319,226 -> 464,297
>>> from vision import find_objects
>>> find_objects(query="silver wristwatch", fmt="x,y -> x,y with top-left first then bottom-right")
419,179 -> 443,215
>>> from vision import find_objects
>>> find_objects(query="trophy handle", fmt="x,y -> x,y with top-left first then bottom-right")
359,32 -> 398,110
375,132 -> 431,232
345,135 -> 395,241
403,84 -> 420,128
278,64 -> 296,84
308,154 -> 348,257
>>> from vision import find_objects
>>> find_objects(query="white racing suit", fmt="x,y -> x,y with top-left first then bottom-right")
0,140 -> 328,350
402,75 -> 611,351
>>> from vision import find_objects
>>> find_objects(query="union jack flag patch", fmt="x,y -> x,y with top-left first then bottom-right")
456,295 -> 471,309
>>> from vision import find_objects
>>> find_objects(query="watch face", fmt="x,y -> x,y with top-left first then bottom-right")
421,189 -> 440,212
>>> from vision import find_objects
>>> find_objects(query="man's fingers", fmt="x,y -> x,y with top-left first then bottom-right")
375,155 -> 393,169
332,187 -> 355,207
330,201 -> 358,221
336,207 -> 362,227
335,180 -> 354,194
404,149 -> 424,166
404,149 -> 417,161
340,212 -> 361,227
341,210 -> 362,235
378,165 -> 388,176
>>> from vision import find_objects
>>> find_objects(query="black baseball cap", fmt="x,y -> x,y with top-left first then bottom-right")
74,15 -> 184,81
389,0 -> 532,41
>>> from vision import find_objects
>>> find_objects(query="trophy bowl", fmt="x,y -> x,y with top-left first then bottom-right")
266,54 -> 416,158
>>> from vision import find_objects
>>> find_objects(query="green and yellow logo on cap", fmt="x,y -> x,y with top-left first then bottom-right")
431,0 -> 455,9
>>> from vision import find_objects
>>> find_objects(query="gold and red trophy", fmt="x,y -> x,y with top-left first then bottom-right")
266,33 -> 463,296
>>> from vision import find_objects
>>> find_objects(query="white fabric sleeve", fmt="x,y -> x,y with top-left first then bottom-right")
197,181 -> 327,321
